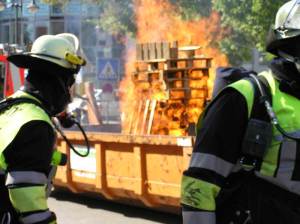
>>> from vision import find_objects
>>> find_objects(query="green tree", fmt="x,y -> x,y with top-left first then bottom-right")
41,0 -> 136,37
42,0 -> 289,65
95,0 -> 212,36
96,0 -> 136,37
171,0 -> 212,20
94,0 -> 288,65
42,0 -> 68,5
213,0 -> 287,65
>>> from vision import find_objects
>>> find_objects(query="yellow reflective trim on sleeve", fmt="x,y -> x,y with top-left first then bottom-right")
9,185 -> 48,213
51,150 -> 62,166
181,175 -> 220,211
0,153 -> 7,170
260,142 -> 282,177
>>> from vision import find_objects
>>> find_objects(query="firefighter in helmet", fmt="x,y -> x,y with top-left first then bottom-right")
181,1 -> 300,223
0,33 -> 86,223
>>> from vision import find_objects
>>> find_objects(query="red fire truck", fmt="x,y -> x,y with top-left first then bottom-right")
0,52 -> 25,98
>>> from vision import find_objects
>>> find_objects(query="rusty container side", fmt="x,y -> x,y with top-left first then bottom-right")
54,131 -> 193,213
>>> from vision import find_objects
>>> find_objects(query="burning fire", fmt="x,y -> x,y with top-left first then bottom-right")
120,0 -> 228,136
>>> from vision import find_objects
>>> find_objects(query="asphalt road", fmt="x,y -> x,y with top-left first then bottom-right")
48,190 -> 182,224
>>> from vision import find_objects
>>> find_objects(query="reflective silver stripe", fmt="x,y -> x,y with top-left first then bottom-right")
189,152 -> 235,177
277,139 -> 296,180
256,139 -> 300,194
255,172 -> 300,195
46,166 -> 57,198
6,171 -> 47,186
1,212 -> 11,223
182,211 -> 215,224
21,211 -> 52,224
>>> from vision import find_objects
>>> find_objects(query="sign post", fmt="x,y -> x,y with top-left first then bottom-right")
97,58 -> 120,81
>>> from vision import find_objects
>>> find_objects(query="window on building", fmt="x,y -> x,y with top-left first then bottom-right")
65,16 -> 80,37
36,26 -> 47,37
23,24 -> 31,45
50,20 -> 64,34
1,25 -> 9,43
97,51 -> 104,58
51,4 -> 63,16
98,40 -> 106,46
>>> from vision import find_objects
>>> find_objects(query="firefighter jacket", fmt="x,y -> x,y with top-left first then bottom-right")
181,70 -> 300,224
0,90 -> 57,224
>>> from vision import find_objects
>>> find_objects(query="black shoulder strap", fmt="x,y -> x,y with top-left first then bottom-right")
0,97 -> 51,116
248,75 -> 272,122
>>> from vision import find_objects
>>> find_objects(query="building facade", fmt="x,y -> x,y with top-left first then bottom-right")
0,0 -> 125,85
0,0 -> 124,125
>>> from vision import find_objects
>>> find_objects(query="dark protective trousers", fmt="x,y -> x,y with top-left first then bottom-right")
216,171 -> 300,224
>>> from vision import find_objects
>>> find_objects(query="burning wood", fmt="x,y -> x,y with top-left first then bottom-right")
120,0 -> 229,136
125,41 -> 211,136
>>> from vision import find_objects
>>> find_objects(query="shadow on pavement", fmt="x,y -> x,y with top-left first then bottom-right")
50,189 -> 181,224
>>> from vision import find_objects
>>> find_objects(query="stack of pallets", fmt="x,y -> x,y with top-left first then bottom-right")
128,41 -> 212,136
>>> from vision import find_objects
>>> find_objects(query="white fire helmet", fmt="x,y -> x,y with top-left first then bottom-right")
275,0 -> 300,38
8,33 -> 86,73
266,0 -> 300,59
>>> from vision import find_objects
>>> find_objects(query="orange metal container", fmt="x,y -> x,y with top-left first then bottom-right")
54,131 -> 193,214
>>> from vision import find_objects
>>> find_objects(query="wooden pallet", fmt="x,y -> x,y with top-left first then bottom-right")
131,42 -> 212,136
135,57 -> 212,72
128,99 -> 157,135
136,42 -> 178,61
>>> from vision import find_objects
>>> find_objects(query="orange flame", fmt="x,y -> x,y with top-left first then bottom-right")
120,0 -> 228,135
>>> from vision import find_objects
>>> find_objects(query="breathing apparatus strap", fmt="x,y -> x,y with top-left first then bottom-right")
0,97 -> 51,116
239,75 -> 273,170
0,97 -> 90,157
250,74 -> 300,141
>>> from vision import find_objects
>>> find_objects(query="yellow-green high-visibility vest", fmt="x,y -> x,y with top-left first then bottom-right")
228,71 -> 300,194
0,90 -> 53,170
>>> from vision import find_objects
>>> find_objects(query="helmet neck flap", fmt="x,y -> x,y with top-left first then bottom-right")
24,69 -> 75,116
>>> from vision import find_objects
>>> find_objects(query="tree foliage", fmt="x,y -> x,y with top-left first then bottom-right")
96,0 -> 136,37
170,0 -> 212,20
92,0 -> 213,36
213,0 -> 287,65
95,0 -> 211,36
42,0 -> 289,65
94,0 -> 288,65
42,0 -> 67,6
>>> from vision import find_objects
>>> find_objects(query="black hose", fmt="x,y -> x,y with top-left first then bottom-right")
54,120 -> 90,157
275,124 -> 300,141
74,121 -> 90,157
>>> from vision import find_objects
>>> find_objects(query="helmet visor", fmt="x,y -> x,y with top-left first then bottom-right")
284,0 -> 300,30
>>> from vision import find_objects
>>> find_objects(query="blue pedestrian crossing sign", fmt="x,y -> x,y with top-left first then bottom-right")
97,59 -> 119,80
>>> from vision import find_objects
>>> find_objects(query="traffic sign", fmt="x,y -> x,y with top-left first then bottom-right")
97,58 -> 119,80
